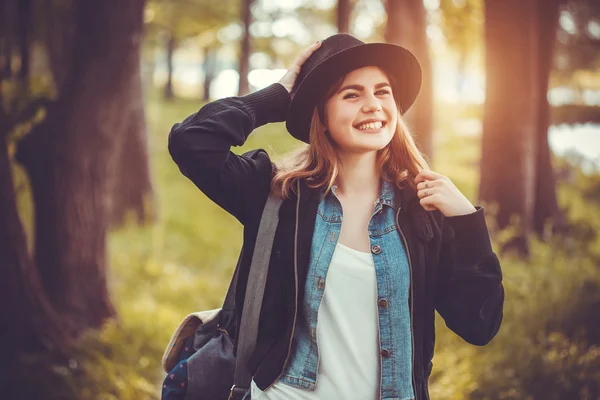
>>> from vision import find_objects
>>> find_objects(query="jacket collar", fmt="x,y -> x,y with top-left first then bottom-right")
318,178 -> 400,209
299,177 -> 432,242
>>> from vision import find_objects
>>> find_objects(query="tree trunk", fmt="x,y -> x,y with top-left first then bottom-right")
164,32 -> 175,100
337,0 -> 352,33
107,56 -> 154,226
203,46 -> 216,102
480,0 -> 541,254
15,0 -> 146,333
384,0 -> 434,160
238,0 -> 253,96
0,132 -> 67,392
533,0 -> 566,237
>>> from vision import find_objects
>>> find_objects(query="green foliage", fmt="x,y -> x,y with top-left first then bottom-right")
438,0 -> 483,54
145,0 -> 239,44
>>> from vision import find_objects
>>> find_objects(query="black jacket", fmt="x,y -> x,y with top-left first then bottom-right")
168,83 -> 505,400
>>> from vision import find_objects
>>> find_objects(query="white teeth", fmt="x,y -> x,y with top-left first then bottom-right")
356,121 -> 383,130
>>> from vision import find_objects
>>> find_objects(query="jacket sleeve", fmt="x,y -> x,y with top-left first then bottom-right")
434,206 -> 505,346
168,83 -> 291,225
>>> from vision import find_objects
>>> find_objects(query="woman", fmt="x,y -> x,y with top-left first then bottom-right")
168,34 -> 504,400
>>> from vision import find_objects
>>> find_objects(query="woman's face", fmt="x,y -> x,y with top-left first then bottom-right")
324,66 -> 398,154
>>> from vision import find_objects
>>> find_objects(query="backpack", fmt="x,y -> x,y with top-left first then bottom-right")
161,194 -> 283,400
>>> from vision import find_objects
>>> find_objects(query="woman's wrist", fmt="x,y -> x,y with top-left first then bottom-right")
240,83 -> 291,126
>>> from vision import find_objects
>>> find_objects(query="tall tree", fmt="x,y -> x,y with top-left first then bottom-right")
107,58 -> 154,226
384,0 -> 434,159
533,0 -> 566,237
0,106 -> 66,394
238,0 -> 255,95
42,0 -> 153,227
164,31 -> 176,100
337,0 -> 353,33
480,0 -> 539,251
15,0 -> 147,331
480,0 -> 566,253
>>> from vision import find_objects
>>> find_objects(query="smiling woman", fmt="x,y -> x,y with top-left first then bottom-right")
166,33 -> 505,400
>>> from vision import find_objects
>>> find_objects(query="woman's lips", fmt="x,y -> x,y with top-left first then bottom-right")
354,122 -> 386,133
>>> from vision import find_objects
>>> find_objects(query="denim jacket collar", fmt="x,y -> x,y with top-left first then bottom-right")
319,178 -> 399,211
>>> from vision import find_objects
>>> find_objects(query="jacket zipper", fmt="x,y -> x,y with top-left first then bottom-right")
264,180 -> 301,390
396,206 -> 418,400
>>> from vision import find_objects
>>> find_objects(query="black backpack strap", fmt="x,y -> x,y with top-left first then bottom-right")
229,193 -> 283,399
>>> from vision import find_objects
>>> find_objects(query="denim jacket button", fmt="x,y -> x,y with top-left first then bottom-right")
371,244 -> 382,255
381,349 -> 391,358
378,298 -> 388,307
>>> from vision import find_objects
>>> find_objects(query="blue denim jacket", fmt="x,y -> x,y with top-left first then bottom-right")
277,179 -> 415,400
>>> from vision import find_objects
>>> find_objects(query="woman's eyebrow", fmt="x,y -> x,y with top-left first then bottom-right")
337,82 -> 391,93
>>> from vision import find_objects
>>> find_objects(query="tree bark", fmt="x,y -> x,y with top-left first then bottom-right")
480,0 -> 541,254
15,0 -> 147,333
533,0 -> 566,237
337,0 -> 352,33
238,0 -> 253,96
384,0 -> 434,160
107,56 -> 154,226
0,131 -> 67,391
164,32 -> 175,100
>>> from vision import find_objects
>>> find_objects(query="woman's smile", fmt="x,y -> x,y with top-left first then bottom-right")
353,120 -> 387,133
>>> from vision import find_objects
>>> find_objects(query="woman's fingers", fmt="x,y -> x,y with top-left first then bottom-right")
414,169 -> 446,185
292,40 -> 322,68
278,41 -> 322,93
417,186 -> 436,199
419,195 -> 438,211
416,179 -> 438,191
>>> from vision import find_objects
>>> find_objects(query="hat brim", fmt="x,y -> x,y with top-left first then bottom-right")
285,43 -> 422,143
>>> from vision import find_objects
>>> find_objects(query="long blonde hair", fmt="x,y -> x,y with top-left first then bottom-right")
272,69 -> 429,199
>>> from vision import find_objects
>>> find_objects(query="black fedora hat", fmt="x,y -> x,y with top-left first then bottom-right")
285,33 -> 422,144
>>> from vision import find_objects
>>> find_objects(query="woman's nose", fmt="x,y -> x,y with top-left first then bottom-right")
362,94 -> 382,113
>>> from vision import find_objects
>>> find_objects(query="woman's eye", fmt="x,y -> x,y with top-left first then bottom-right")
343,90 -> 390,99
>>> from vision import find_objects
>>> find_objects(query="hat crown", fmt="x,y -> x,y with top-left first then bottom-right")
293,34 -> 365,94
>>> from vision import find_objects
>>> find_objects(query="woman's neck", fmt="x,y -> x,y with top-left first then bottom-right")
334,151 -> 380,199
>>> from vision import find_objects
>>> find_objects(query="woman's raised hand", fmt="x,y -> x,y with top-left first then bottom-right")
415,170 -> 477,217
278,40 -> 322,94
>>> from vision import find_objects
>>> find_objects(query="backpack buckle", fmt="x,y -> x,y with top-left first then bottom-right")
228,385 -> 247,400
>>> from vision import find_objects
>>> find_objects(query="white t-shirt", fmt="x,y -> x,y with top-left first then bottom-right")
251,242 -> 381,400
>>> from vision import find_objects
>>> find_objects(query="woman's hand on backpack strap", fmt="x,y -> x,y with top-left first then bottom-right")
415,170 -> 477,217
278,40 -> 323,94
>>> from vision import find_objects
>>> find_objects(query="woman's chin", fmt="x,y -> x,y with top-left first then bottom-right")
342,139 -> 391,153
354,133 -> 392,150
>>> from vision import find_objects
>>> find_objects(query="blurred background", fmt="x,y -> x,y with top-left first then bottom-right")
1,0 -> 599,399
